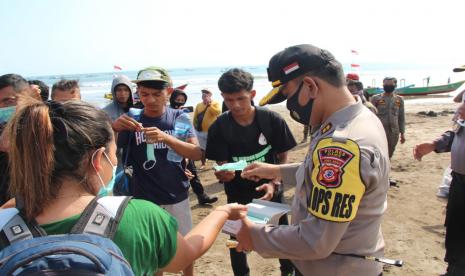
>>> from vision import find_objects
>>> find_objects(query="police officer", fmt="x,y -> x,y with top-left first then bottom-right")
414,94 -> 465,276
236,44 -> 390,276
370,77 -> 406,158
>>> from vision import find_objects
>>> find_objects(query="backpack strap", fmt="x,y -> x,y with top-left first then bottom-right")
70,196 -> 132,239
0,209 -> 33,245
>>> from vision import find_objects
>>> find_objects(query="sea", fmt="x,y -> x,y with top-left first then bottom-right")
25,64 -> 465,108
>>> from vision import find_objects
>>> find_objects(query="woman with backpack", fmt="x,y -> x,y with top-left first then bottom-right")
1,97 -> 246,275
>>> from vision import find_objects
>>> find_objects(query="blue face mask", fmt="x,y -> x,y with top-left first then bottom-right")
0,106 -> 16,124
92,150 -> 117,197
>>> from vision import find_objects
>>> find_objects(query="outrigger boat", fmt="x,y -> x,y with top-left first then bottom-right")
365,80 -> 465,96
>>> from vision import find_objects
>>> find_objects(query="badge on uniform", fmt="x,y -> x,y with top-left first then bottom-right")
317,147 -> 354,188
308,138 -> 365,222
258,133 -> 267,145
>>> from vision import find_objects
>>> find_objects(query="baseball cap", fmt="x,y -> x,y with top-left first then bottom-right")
453,65 -> 465,72
346,73 -> 360,81
133,66 -> 172,84
201,88 -> 213,95
259,44 -> 335,106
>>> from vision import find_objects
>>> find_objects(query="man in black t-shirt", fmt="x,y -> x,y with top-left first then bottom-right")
206,68 -> 296,276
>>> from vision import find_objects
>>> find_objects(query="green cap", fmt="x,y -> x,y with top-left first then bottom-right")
133,66 -> 172,85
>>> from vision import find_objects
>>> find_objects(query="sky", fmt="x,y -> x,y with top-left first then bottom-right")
1,0 -> 464,76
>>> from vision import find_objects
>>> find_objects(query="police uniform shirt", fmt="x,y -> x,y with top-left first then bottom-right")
371,93 -> 405,134
249,100 -> 390,276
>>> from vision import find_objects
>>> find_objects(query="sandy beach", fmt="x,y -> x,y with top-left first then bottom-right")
180,100 -> 459,276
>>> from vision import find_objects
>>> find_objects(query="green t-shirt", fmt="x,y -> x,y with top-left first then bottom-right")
41,199 -> 178,276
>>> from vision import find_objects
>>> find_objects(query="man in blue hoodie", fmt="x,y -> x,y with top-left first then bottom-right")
103,75 -> 134,121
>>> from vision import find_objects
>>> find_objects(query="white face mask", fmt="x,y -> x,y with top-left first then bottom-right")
91,149 -> 117,196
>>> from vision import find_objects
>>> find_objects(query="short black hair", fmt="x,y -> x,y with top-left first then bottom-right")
0,74 -> 29,92
29,80 -> 50,102
304,59 -> 346,87
218,68 -> 254,94
347,80 -> 364,91
383,77 -> 397,85
51,79 -> 80,98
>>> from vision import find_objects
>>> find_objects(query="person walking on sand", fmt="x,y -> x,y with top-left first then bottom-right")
370,77 -> 405,158
371,77 -> 405,186
193,88 -> 221,170
236,44 -> 390,276
206,68 -> 296,276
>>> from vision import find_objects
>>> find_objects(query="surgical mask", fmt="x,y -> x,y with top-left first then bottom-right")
0,106 -> 16,124
286,81 -> 313,125
383,85 -> 396,93
92,150 -> 117,196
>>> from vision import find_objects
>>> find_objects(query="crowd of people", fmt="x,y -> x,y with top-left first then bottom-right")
0,44 -> 463,276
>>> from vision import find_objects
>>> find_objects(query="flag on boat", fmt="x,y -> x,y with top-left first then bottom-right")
351,64 -> 360,68
351,49 -> 359,55
114,65 -> 122,70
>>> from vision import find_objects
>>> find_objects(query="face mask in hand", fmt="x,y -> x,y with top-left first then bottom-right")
286,81 -> 314,125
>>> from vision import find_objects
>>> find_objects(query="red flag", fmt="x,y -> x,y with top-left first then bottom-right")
113,65 -> 122,70
351,64 -> 360,68
351,50 -> 359,55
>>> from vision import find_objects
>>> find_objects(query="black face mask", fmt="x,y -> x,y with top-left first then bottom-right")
286,81 -> 313,125
383,85 -> 396,93
172,102 -> 184,109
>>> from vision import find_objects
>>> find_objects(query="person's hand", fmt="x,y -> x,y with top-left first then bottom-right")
241,162 -> 281,183
112,114 -> 142,132
144,127 -> 171,144
256,183 -> 275,201
413,142 -> 435,161
400,133 -> 406,144
214,170 -> 236,182
457,102 -> 465,120
215,203 -> 247,221
236,217 -> 255,252
185,169 -> 194,180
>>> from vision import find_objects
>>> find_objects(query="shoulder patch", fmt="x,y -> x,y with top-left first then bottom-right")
308,138 -> 365,222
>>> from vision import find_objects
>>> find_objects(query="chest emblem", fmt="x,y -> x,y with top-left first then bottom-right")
258,133 -> 267,145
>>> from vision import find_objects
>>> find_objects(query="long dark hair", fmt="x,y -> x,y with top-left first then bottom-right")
7,98 -> 113,220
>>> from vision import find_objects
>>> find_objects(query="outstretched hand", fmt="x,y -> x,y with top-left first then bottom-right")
215,203 -> 247,221
413,142 -> 435,161
241,162 -> 281,183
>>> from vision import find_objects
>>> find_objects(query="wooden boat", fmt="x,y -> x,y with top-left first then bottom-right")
366,80 -> 465,96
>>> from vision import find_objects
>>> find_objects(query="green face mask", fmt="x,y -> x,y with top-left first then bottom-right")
0,106 -> 15,124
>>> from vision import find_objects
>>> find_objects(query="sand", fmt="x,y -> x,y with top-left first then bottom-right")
181,100 -> 459,276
